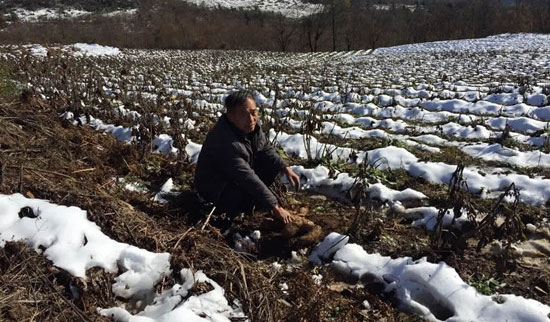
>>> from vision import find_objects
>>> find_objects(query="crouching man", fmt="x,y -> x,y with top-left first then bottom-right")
193,90 -> 301,224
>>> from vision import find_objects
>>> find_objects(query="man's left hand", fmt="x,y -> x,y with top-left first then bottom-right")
283,166 -> 301,192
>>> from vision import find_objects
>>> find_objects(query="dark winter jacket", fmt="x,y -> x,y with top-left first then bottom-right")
194,114 -> 287,210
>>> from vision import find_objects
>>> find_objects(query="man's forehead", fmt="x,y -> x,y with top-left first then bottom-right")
242,98 -> 257,110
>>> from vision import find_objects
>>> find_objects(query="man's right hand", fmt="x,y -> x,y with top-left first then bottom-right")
272,205 -> 294,224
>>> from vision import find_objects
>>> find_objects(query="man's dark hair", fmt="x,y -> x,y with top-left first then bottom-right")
225,90 -> 255,113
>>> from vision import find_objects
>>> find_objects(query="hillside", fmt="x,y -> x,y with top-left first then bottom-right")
1,0 -> 550,52
1,34 -> 550,321
0,0 -> 135,11
0,0 -> 321,18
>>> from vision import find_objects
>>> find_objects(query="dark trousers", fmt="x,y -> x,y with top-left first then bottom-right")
216,155 -> 281,215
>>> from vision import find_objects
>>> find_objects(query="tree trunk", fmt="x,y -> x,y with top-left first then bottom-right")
331,6 -> 336,51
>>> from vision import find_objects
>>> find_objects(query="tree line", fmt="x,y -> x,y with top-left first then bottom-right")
1,0 -> 550,52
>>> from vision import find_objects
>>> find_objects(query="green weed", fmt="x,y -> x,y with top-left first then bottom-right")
468,274 -> 506,295
0,63 -> 18,100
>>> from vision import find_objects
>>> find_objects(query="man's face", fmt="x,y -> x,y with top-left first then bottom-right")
228,98 -> 259,134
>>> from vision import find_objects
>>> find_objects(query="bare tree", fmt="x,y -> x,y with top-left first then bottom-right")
301,6 -> 328,52
363,8 -> 383,50
324,0 -> 350,51
273,14 -> 296,52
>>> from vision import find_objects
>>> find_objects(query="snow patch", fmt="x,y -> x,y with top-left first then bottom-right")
0,194 -> 171,299
311,234 -> 550,322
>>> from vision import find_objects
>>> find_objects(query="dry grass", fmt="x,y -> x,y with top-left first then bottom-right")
0,242 -> 113,322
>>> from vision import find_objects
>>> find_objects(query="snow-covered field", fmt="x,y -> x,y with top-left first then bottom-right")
1,33 -> 550,321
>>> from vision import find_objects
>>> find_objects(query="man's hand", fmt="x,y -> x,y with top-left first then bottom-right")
283,166 -> 301,192
272,205 -> 294,224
